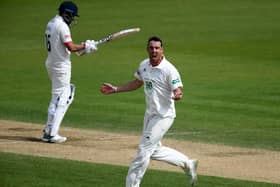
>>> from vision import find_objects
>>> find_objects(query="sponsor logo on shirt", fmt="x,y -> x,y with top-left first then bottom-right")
172,78 -> 180,85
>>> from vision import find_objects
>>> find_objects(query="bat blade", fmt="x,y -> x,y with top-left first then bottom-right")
96,28 -> 141,45
76,28 -> 140,56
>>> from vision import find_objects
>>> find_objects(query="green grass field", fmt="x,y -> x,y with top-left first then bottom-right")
1,152 -> 279,187
0,0 -> 280,186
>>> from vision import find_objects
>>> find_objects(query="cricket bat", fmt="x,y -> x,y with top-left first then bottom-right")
76,28 -> 141,56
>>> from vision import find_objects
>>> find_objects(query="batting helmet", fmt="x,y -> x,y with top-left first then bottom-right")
58,1 -> 79,26
59,1 -> 79,17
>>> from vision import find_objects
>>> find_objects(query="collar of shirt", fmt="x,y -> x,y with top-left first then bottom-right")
149,56 -> 167,69
55,15 -> 64,22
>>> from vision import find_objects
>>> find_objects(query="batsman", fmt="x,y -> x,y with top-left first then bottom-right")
42,1 -> 98,143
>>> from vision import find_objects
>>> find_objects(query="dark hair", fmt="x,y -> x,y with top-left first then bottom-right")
147,36 -> 163,47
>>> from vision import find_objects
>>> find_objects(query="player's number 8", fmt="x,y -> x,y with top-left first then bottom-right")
45,34 -> 51,52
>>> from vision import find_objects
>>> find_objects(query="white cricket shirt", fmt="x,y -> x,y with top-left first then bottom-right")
134,57 -> 183,118
45,15 -> 72,69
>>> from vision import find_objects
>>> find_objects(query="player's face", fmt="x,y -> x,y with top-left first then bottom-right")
62,13 -> 78,27
147,41 -> 163,66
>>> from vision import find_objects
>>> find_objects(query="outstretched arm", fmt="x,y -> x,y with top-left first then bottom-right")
101,79 -> 143,95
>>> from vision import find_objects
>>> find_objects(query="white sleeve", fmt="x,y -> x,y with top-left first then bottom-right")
60,23 -> 72,44
168,66 -> 183,90
134,68 -> 142,80
134,60 -> 146,81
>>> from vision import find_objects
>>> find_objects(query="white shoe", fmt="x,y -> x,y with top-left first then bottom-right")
185,159 -> 198,186
49,134 -> 67,143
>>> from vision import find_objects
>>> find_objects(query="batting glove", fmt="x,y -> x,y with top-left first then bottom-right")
76,40 -> 98,56
84,40 -> 98,53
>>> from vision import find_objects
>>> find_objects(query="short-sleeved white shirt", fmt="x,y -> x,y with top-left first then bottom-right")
134,57 -> 183,118
45,15 -> 72,70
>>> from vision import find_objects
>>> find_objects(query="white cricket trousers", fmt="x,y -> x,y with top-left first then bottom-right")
45,63 -> 74,136
126,115 -> 191,187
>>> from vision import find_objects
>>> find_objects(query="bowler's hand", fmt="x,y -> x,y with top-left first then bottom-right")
101,83 -> 117,94
172,87 -> 183,100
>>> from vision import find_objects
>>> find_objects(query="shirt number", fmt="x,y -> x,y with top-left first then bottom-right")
45,34 -> 51,52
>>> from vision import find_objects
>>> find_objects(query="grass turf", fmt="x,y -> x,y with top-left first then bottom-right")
1,152 -> 279,187
1,1 -> 280,186
0,0 -> 279,150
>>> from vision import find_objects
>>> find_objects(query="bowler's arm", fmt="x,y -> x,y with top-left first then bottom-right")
101,79 -> 143,95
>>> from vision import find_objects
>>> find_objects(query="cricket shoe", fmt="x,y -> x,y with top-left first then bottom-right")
49,134 -> 67,143
42,130 -> 51,142
184,159 -> 198,186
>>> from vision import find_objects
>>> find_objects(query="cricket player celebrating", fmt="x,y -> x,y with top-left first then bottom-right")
101,36 -> 198,186
42,1 -> 97,143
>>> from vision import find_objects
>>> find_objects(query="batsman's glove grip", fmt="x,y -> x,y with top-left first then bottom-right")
76,40 -> 98,56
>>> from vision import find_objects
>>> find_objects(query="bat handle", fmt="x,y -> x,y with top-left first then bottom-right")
95,40 -> 102,45
76,49 -> 86,56
96,35 -> 113,45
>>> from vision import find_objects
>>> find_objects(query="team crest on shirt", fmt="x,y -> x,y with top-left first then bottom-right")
143,78 -> 153,94
145,81 -> 153,90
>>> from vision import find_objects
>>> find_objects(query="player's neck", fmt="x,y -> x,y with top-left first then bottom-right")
150,56 -> 163,67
